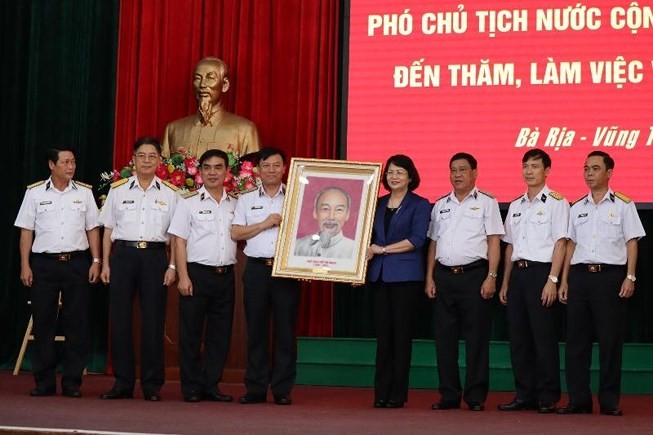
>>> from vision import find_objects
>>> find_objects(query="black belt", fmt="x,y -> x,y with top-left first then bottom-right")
115,240 -> 167,250
189,262 -> 234,274
248,256 -> 274,266
439,259 -> 487,275
574,263 -> 625,273
35,251 -> 86,261
514,260 -> 551,269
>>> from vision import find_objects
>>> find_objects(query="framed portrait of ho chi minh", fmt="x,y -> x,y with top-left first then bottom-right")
272,158 -> 382,284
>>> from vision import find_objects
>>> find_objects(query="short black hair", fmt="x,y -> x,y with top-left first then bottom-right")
449,152 -> 478,170
133,136 -> 162,155
199,149 -> 229,167
587,150 -> 615,170
46,146 -> 77,165
382,154 -> 420,191
522,148 -> 551,169
258,147 -> 286,164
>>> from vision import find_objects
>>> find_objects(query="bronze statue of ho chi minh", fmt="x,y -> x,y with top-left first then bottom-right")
162,57 -> 261,158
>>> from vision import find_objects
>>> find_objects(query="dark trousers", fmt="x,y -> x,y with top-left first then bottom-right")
30,253 -> 90,390
178,263 -> 235,396
433,265 -> 491,404
373,280 -> 420,404
506,264 -> 561,404
242,259 -> 300,397
109,245 -> 168,392
566,264 -> 627,408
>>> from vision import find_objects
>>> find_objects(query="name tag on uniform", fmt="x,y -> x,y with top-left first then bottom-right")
578,213 -> 588,218
439,209 -> 450,214
155,199 -> 167,206
469,206 -> 480,211
39,201 -> 52,205
512,212 -> 521,217
72,199 -> 83,204
251,205 -> 263,210
122,200 -> 135,204
199,210 -> 213,214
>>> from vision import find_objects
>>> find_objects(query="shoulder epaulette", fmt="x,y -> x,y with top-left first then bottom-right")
478,189 -> 495,199
548,191 -> 564,200
435,192 -> 449,202
614,191 -> 632,203
27,180 -> 45,190
110,178 -> 129,189
570,196 -> 586,207
74,180 -> 92,189
182,190 -> 199,199
161,179 -> 179,191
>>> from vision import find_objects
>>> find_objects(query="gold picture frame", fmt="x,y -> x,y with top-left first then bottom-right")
272,158 -> 382,284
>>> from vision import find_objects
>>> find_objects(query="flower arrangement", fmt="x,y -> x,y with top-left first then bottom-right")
99,145 -> 260,198
224,144 -> 261,197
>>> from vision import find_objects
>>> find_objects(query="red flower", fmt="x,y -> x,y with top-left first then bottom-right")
169,170 -> 185,187
155,163 -> 169,180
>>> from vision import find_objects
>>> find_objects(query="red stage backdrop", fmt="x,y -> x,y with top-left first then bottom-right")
347,0 -> 653,203
114,0 -> 340,336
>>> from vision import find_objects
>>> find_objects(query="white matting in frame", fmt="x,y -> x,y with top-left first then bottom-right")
272,158 -> 382,284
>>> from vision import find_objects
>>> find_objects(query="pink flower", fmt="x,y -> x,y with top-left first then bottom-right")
241,161 -> 253,171
178,147 -> 187,155
112,170 -> 120,181
186,165 -> 198,176
224,171 -> 234,183
194,174 -> 203,185
244,179 -> 257,190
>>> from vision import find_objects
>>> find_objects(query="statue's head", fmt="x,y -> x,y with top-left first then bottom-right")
193,57 -> 230,107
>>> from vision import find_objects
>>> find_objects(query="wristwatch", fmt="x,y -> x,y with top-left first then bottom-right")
168,264 -> 177,271
92,258 -> 102,264
626,274 -> 637,282
382,247 -> 387,255
548,275 -> 559,284
488,271 -> 498,279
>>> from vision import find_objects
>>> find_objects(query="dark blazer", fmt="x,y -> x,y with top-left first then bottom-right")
367,191 -> 432,283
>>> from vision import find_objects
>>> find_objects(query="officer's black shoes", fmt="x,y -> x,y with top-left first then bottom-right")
62,386 -> 82,398
538,402 -> 557,413
497,399 -> 537,411
29,387 -> 55,397
600,406 -> 623,416
239,394 -> 266,404
100,388 -> 134,400
556,404 -> 593,414
431,400 -> 461,410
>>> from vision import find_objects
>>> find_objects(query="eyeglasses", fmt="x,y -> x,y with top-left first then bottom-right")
134,153 -> 159,161
386,170 -> 408,177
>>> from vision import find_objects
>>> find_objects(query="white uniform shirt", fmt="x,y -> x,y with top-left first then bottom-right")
168,187 -> 237,266
99,176 -> 178,242
14,178 -> 100,253
428,187 -> 505,266
503,185 -> 570,262
232,185 -> 285,258
568,190 -> 645,265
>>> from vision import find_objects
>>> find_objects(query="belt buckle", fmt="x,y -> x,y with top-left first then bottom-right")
588,264 -> 601,273
215,266 -> 226,274
264,258 -> 274,267
451,266 -> 464,275
58,253 -> 71,261
137,241 -> 148,249
517,260 -> 528,268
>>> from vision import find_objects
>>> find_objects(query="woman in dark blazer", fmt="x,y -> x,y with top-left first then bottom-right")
367,154 -> 432,408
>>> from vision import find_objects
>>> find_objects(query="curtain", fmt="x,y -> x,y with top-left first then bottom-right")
0,0 -> 119,369
113,0 -> 340,336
